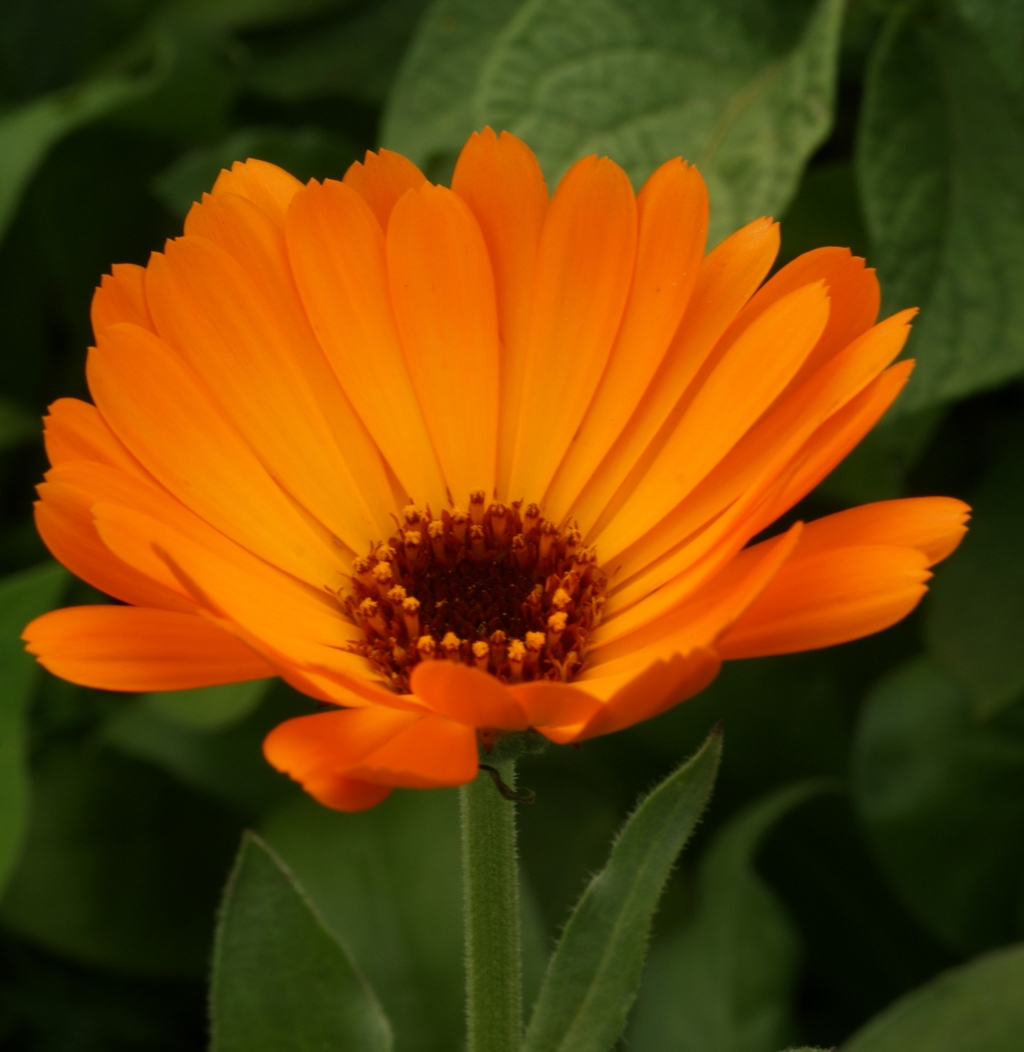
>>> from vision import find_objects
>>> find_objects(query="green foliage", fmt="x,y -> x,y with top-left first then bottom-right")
210,833 -> 393,1052
260,787 -> 465,1052
843,943 -> 1024,1052
858,0 -> 1024,413
522,729 -> 721,1052
628,782 -> 825,1052
852,658 -> 1024,953
0,563 -> 68,895
0,48 -> 166,241
924,433 -> 1024,717
0,740 -> 242,976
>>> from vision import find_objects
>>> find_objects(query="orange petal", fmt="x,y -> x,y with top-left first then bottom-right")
87,323 -> 345,588
23,605 -> 274,692
286,178 -> 448,509
547,649 -> 721,744
451,129 -> 548,496
343,148 -> 426,231
387,184 -> 501,502
506,680 -> 602,733
42,398 -> 148,478
786,497 -> 970,566
348,712 -> 479,789
592,521 -> 803,662
595,281 -> 831,562
752,360 -> 915,529
716,544 -> 932,659
725,247 -> 880,393
410,660 -> 528,729
88,500 -> 385,696
90,263 -> 153,336
210,158 -> 303,225
507,155 -> 637,503
145,234 -> 394,549
34,478 -> 193,612
605,309 -> 916,598
265,705 -> 422,782
544,159 -> 709,522
568,216 -> 779,537
302,777 -> 393,812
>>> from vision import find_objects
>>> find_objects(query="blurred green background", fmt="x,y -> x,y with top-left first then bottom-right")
1,0 -> 1023,1049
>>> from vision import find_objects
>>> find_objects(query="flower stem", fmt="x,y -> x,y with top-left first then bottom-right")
460,759 -> 522,1052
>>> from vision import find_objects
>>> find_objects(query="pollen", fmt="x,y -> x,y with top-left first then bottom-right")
342,497 -> 607,692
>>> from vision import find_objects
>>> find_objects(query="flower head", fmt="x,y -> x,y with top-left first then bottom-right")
23,129 -> 968,811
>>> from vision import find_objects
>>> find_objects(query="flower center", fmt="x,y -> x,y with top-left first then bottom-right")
342,491 -> 607,693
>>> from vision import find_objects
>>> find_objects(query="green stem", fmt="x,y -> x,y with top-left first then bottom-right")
460,759 -> 522,1052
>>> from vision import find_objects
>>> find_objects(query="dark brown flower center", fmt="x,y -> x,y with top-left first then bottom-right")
342,492 -> 606,693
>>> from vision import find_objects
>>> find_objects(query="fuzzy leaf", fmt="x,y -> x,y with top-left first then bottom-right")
522,728 -> 722,1052
211,832 -> 393,1052
628,782 -> 824,1052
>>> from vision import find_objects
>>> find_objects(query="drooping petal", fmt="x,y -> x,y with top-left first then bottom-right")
410,660 -> 528,729
90,263 -> 152,335
544,159 -> 709,522
716,544 -> 932,658
146,233 -> 394,548
343,148 -> 426,230
210,158 -> 303,225
286,178 -> 448,509
87,322 -> 346,588
347,713 -> 479,789
568,216 -> 780,536
594,281 -> 831,561
387,184 -> 501,502
23,605 -> 274,691
451,129 -> 548,496
544,649 -> 721,744
507,155 -> 637,502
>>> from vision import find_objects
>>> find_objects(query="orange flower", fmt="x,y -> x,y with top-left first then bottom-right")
23,130 -> 968,811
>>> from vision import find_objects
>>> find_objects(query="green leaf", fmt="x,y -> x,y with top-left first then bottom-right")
244,0 -> 431,107
210,832 -> 392,1052
259,788 -> 464,1052
138,679 -> 273,732
0,562 -> 68,895
522,727 -> 722,1052
924,437 -> 1024,717
857,2 -> 1024,412
0,52 -> 165,243
628,782 -> 825,1052
842,943 -> 1024,1052
0,741 -> 242,975
852,658 -> 1024,953
473,0 -> 845,244
152,125 -> 361,217
381,0 -> 524,177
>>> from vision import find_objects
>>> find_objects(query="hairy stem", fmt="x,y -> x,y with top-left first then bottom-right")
460,760 -> 522,1052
